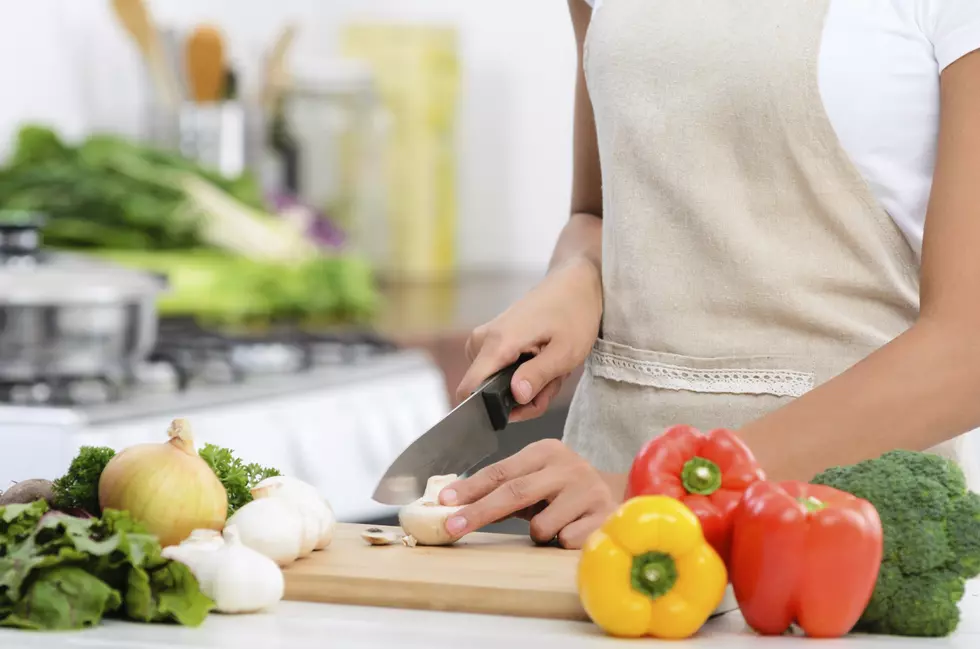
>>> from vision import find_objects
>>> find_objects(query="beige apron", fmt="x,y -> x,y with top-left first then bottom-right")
563,0 -> 980,489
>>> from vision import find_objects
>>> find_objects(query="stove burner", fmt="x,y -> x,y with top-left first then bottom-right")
0,375 -> 122,407
147,317 -> 399,391
0,318 -> 399,406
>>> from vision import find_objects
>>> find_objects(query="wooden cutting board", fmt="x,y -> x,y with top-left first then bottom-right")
281,523 -> 588,620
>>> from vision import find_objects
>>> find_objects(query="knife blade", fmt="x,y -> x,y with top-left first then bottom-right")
372,354 -> 533,505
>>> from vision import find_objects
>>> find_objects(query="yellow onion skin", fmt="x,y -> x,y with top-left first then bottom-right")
99,419 -> 228,547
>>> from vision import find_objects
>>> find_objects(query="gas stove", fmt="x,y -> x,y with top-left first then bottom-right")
0,317 -> 402,407
0,318 -> 450,522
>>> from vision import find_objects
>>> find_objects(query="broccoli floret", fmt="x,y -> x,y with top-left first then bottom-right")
811,449 -> 980,637
946,491 -> 980,578
51,446 -> 116,515
859,571 -> 965,638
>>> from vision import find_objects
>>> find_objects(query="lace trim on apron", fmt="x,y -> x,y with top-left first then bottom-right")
589,347 -> 815,398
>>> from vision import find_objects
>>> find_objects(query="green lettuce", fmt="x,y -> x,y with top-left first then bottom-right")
0,502 -> 214,631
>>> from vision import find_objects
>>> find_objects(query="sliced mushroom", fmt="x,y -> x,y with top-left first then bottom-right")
361,527 -> 402,546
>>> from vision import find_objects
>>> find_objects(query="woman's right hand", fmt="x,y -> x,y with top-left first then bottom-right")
457,257 -> 603,422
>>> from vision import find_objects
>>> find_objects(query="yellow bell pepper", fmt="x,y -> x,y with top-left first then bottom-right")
577,495 -> 728,639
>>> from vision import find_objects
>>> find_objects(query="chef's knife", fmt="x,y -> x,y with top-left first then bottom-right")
372,353 -> 534,505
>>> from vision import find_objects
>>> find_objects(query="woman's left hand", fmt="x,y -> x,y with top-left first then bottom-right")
437,439 -> 625,549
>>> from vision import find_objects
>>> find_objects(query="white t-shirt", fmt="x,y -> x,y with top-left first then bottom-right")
582,0 -> 980,258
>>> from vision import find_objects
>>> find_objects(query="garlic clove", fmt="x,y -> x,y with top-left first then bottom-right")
361,527 -> 402,546
226,498 -> 303,566
397,474 -> 463,546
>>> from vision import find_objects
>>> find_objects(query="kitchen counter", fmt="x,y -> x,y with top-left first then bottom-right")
3,581 -> 977,648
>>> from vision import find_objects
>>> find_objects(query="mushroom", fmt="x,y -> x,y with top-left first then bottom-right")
0,479 -> 56,507
361,527 -> 402,546
397,474 -> 463,546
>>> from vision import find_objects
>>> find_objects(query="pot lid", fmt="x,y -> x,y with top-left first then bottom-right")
0,212 -> 167,305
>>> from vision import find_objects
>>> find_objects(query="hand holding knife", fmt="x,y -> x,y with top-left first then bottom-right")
372,354 -> 535,506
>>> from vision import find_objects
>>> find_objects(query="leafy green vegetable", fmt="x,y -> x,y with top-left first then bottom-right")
89,249 -> 380,326
51,446 -> 116,515
811,450 -> 980,637
0,501 -> 49,553
199,444 -> 281,517
0,566 -> 122,631
0,501 -> 214,631
0,124 -> 381,325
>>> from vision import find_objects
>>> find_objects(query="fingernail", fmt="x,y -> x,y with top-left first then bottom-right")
440,488 -> 458,505
446,516 -> 467,535
516,380 -> 533,403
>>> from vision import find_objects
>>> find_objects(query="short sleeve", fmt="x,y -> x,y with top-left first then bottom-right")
922,0 -> 980,71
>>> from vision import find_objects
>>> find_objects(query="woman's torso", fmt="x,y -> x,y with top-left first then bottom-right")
581,0 -> 980,258
562,0 -> 980,487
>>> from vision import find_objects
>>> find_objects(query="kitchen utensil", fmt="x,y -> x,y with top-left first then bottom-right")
0,213 -> 167,383
176,102 -> 246,178
159,27 -> 188,99
185,25 -> 226,103
110,0 -> 181,109
282,523 -> 586,620
372,354 -> 533,505
261,24 -> 297,114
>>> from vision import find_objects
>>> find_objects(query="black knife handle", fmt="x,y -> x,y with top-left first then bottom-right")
481,353 -> 535,431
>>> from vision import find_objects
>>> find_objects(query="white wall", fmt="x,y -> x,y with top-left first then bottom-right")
0,0 -> 578,273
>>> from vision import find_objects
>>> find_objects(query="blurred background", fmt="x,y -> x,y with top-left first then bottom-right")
0,0 -> 581,532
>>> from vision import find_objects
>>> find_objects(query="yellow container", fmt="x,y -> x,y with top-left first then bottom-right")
341,23 -> 460,282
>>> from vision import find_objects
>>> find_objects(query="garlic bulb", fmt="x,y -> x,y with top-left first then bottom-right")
200,526 -> 285,614
162,529 -> 225,587
251,476 -> 336,551
314,500 -> 337,551
99,418 -> 228,547
226,497 -> 303,566
398,474 -> 463,546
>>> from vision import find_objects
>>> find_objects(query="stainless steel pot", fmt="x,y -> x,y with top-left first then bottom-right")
0,214 -> 167,383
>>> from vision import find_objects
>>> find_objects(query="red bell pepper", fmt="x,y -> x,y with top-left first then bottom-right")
625,424 -> 765,566
729,481 -> 883,638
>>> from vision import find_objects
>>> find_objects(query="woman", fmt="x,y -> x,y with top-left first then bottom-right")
437,0 -> 980,549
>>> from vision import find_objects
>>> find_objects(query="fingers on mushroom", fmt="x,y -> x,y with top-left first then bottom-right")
397,475 -> 464,546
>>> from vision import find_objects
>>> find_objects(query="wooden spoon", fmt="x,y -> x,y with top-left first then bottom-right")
261,23 -> 297,113
185,25 -> 227,104
110,0 -> 181,109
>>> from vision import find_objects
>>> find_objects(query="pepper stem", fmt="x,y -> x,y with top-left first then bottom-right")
799,496 -> 827,513
680,457 -> 723,496
631,552 -> 678,600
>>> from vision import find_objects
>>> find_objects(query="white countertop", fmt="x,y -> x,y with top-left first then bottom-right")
2,581 -> 978,648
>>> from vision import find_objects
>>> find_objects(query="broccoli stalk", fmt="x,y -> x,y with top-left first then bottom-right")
811,450 -> 980,637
